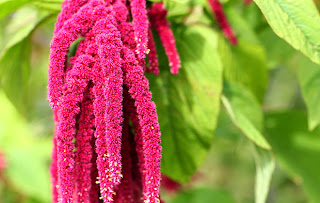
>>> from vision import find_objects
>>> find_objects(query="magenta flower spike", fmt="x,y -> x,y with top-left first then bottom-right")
50,109 -> 59,202
74,87 -> 96,202
146,28 -> 159,75
48,0 -> 106,109
114,108 -> 134,203
129,0 -> 149,60
122,47 -> 162,203
208,0 -> 238,45
148,3 -> 181,74
126,91 -> 145,201
54,0 -> 89,35
56,55 -> 94,203
96,20 -> 123,188
50,136 -> 59,202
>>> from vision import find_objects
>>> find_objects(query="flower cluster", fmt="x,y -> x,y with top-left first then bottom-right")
0,150 -> 6,174
160,174 -> 181,194
48,0 -> 180,202
208,0 -> 238,45
244,0 -> 253,6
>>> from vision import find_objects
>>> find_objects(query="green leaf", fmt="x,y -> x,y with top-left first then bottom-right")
258,27 -> 296,69
222,82 -> 271,149
0,8 -> 51,116
0,91 -> 51,202
171,188 -> 234,203
0,38 -> 31,116
224,7 -> 260,44
253,147 -> 275,203
0,0 -> 30,19
33,0 -> 63,12
0,7 -> 51,59
265,111 -> 320,203
218,38 -> 268,103
253,0 -> 320,66
148,25 -> 223,183
297,54 -> 320,130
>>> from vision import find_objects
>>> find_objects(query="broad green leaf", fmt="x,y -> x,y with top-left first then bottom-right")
218,38 -> 268,103
148,25 -> 222,183
253,0 -> 320,65
0,0 -> 30,19
171,188 -> 234,203
253,147 -> 275,203
0,38 -> 31,116
0,91 -> 51,202
0,8 -> 51,116
225,7 -> 260,44
297,54 -> 320,130
265,111 -> 320,203
222,82 -> 271,149
0,7 -> 51,59
33,0 -> 63,11
258,28 -> 296,69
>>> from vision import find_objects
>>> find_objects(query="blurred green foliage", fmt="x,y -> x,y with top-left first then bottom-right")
0,0 -> 320,202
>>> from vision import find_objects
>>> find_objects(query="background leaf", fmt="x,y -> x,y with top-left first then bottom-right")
265,111 -> 320,203
0,91 -> 51,202
297,54 -> 320,130
218,23 -> 268,103
171,188 -> 234,203
253,0 -> 320,65
0,0 -> 30,19
222,82 -> 271,149
253,147 -> 275,203
0,7 -> 51,117
148,25 -> 223,183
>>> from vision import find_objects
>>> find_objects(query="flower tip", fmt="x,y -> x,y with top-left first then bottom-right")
230,37 -> 238,45
170,69 -> 179,75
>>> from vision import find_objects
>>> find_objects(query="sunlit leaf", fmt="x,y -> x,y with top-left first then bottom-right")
0,91 -> 51,202
254,147 -> 275,203
222,82 -> 271,149
297,54 -> 320,130
253,0 -> 320,65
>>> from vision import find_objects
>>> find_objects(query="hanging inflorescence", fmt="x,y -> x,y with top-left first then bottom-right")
0,150 -> 6,175
47,0 -> 180,202
208,0 -> 238,45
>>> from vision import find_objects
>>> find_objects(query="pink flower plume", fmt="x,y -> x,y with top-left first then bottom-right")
74,86 -> 96,202
130,0 -> 149,59
148,3 -> 181,74
48,0 -> 107,109
208,0 -> 238,45
57,54 -> 95,203
146,28 -> 159,75
122,47 -> 162,203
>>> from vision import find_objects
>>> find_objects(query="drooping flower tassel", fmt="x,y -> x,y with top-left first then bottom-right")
148,3 -> 181,74
129,0 -> 149,60
50,109 -> 59,203
244,0 -> 253,6
146,28 -> 160,75
96,18 -> 124,200
48,0 -> 110,109
122,47 -> 162,203
74,85 -> 96,202
114,101 -> 134,203
54,0 -> 89,35
208,0 -> 238,45
56,55 -> 95,202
